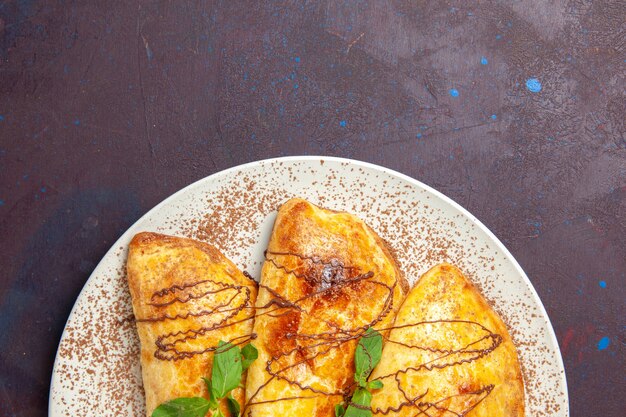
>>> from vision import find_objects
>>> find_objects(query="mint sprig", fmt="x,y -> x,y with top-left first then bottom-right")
151,341 -> 257,417
336,328 -> 384,417
211,341 -> 243,400
226,393 -> 241,416
241,343 -> 258,371
343,388 -> 373,417
354,328 -> 383,388
151,397 -> 211,417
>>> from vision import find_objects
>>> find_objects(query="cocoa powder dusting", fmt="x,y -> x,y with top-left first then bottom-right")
51,159 -> 566,417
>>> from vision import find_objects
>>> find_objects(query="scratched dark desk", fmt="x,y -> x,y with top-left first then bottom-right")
0,1 -> 624,416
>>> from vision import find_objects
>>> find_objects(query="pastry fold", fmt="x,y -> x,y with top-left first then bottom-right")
127,232 -> 257,416
245,198 -> 408,417
369,263 -> 525,416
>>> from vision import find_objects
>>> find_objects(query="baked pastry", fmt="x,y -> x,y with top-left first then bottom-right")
126,232 -> 257,417
369,263 -> 525,416
245,198 -> 408,416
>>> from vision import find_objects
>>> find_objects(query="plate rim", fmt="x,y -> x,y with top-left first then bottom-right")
48,155 -> 569,415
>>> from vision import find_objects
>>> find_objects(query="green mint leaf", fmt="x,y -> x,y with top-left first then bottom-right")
226,394 -> 241,417
213,410 -> 225,417
211,341 -> 243,399
240,343 -> 258,371
334,402 -> 346,417
367,379 -> 384,390
344,388 -> 373,417
151,397 -> 211,417
202,377 -> 211,393
201,377 -> 219,409
354,328 -> 383,387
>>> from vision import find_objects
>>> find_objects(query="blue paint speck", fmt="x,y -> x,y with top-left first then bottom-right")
599,280 -> 607,288
527,220 -> 542,235
293,83 -> 299,89
416,133 -> 422,139
526,78 -> 542,93
294,56 -> 301,63
491,114 -> 497,120
597,337 -> 610,350
480,56 -> 488,65
449,88 -> 459,97
339,120 -> 347,127
40,187 -> 46,193
496,34 -> 502,40
0,115 -> 4,121
0,199 -> 4,206
73,119 -> 81,126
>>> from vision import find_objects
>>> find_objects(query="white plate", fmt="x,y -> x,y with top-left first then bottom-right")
49,156 -> 568,417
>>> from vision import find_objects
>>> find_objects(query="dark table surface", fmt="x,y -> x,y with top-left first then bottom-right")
0,1 -> 624,416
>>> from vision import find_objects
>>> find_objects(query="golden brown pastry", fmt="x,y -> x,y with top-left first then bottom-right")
126,232 -> 257,417
369,263 -> 525,416
244,198 -> 408,417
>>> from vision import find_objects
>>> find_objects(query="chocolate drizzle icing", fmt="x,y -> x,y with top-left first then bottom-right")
136,251 -> 504,416
136,274 -> 256,361
244,251 -> 504,416
370,320 -> 502,416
